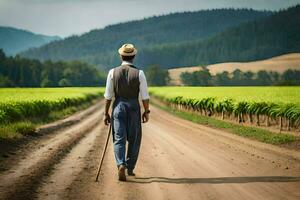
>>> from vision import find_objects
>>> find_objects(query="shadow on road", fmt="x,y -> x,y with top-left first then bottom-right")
128,176 -> 300,184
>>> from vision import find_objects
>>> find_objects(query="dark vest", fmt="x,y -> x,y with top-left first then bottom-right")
113,64 -> 140,99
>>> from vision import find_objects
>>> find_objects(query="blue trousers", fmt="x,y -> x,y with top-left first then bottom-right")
112,97 -> 142,170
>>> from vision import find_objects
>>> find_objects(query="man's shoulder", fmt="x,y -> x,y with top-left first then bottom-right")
116,64 -> 141,72
108,68 -> 115,75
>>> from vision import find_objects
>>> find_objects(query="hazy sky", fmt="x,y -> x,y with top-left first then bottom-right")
0,0 -> 299,37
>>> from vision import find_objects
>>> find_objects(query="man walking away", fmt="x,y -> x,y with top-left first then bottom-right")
103,44 -> 150,181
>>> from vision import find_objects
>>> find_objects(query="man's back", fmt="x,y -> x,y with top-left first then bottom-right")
113,65 -> 140,100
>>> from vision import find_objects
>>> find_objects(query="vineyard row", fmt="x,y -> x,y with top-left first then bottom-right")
153,95 -> 300,132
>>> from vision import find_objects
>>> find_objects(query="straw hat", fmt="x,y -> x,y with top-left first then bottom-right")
118,43 -> 137,56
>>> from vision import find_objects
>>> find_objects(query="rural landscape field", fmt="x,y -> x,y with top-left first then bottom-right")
1,0 -> 300,200
0,88 -> 103,139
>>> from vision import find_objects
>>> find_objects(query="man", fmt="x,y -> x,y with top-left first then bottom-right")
103,43 -> 150,182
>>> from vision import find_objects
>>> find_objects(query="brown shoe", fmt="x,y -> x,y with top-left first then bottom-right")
118,165 -> 126,181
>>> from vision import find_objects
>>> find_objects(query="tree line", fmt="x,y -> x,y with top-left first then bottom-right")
180,68 -> 300,86
0,49 -> 106,87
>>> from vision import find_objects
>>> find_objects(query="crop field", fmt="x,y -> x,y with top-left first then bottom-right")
150,86 -> 300,132
150,86 -> 300,104
0,88 -> 104,124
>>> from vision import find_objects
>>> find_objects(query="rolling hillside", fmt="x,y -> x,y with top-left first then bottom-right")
0,26 -> 60,55
168,53 -> 300,85
142,5 -> 300,69
207,53 -> 300,75
20,9 -> 271,70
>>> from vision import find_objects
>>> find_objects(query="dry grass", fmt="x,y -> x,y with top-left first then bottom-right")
168,66 -> 202,85
168,53 -> 300,85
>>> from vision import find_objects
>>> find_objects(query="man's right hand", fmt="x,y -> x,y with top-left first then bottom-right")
104,113 -> 111,125
142,112 -> 149,123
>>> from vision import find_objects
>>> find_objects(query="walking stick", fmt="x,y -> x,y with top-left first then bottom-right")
95,122 -> 112,182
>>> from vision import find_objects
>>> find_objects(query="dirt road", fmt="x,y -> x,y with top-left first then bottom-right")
0,101 -> 300,200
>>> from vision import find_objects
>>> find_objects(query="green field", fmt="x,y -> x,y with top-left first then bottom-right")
0,88 -> 104,103
0,87 -> 104,123
150,86 -> 300,104
150,86 -> 300,133
150,86 -> 299,145
0,88 -> 104,140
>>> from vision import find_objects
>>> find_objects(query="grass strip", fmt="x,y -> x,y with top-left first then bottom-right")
0,100 -> 97,141
152,101 -> 297,145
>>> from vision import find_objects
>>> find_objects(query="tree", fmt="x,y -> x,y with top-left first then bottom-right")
40,78 -> 52,87
256,70 -> 272,85
243,71 -> 255,85
0,49 -> 5,61
269,71 -> 280,84
214,71 -> 231,86
0,75 -> 14,87
145,65 -> 170,86
232,69 -> 243,85
281,70 -> 300,85
193,68 -> 212,86
180,67 -> 212,86
180,72 -> 194,86
59,78 -> 72,87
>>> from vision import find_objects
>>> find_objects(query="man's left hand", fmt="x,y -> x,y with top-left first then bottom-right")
104,113 -> 111,125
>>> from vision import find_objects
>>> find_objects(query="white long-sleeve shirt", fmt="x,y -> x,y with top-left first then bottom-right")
104,61 -> 150,100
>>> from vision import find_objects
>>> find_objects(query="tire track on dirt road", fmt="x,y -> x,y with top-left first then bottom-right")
0,101 -> 104,200
36,123 -> 106,200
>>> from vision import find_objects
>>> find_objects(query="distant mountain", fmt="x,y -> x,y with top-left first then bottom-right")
139,5 -> 300,68
20,8 -> 271,70
0,26 -> 60,55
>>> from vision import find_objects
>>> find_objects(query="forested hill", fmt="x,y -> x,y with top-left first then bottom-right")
20,9 -> 271,70
138,5 -> 300,68
0,27 -> 60,55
